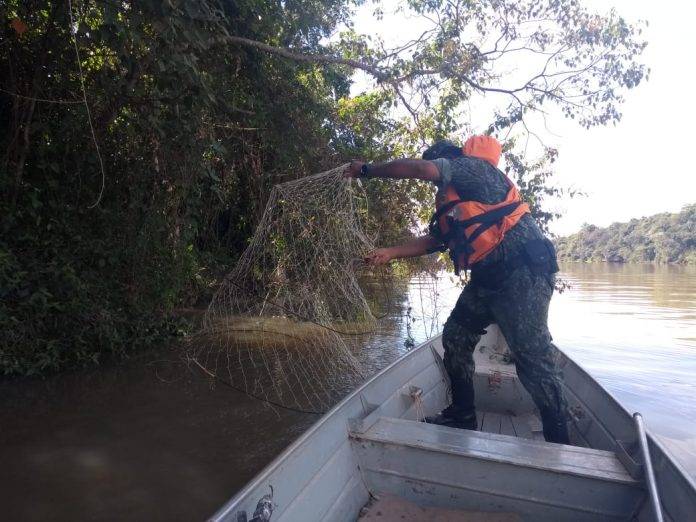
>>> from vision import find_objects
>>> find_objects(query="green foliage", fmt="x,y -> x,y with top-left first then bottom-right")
329,0 -> 647,135
1,0 -> 351,375
334,91 -> 435,244
1,0 -> 647,376
504,145 -> 584,234
555,205 -> 696,264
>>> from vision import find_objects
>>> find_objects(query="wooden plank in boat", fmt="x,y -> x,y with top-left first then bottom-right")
360,468 -> 634,522
500,415 -> 516,437
481,412 -> 502,434
477,411 -> 534,439
352,417 -> 643,521
510,415 -> 533,440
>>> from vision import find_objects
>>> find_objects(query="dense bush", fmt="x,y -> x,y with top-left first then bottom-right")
1,1 -> 646,375
1,0 -> 440,374
1,0 -> 356,374
555,205 -> 696,264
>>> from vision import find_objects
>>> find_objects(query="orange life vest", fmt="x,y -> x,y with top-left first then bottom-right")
429,136 -> 530,273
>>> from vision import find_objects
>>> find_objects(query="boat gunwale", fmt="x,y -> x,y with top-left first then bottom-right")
560,348 -> 696,492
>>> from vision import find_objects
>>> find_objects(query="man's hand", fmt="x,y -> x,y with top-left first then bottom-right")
364,248 -> 394,266
344,160 -> 365,179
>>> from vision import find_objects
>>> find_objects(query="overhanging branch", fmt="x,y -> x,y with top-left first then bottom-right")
224,35 -> 389,81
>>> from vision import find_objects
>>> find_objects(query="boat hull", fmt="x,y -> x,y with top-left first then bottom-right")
212,327 -> 696,522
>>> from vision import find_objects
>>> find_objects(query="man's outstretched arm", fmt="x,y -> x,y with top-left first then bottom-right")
364,235 -> 443,266
344,159 -> 440,183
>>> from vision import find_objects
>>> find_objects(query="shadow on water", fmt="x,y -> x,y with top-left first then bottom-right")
1,262 -> 694,520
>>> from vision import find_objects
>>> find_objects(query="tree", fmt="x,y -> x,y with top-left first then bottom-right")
555,205 -> 696,264
223,0 -> 647,138
223,0 -> 647,233
0,0 -> 648,375
1,0 -> 355,374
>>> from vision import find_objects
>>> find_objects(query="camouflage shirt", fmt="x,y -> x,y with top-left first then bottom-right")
430,156 -> 546,269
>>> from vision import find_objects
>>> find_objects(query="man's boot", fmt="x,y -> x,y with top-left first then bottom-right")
425,378 -> 477,430
540,409 -> 570,444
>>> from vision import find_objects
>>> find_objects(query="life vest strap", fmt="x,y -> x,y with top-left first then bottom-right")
429,199 -> 523,246
454,201 -> 522,231
429,172 -> 529,272
428,199 -> 460,241
448,201 -> 524,275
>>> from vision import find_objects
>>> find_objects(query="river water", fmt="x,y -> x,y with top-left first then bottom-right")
551,263 -> 696,476
1,262 -> 694,521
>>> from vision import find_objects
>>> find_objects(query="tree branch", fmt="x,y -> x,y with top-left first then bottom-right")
224,35 -> 389,81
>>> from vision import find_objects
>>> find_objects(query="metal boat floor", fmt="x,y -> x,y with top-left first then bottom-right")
477,411 -> 544,441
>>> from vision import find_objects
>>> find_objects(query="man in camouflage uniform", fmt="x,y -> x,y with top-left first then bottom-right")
344,139 -> 570,444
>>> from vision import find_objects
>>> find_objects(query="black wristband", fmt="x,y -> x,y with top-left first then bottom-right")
360,163 -> 371,178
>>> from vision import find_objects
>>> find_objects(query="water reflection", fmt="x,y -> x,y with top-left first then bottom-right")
551,262 -> 696,478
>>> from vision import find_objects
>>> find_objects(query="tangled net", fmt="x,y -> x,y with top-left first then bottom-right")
193,166 -> 381,413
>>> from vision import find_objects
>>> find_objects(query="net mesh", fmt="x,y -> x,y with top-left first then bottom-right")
193,166 -> 381,413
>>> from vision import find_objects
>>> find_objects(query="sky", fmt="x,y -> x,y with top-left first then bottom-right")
349,1 -> 696,235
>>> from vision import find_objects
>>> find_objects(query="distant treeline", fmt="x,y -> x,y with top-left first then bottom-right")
555,205 -> 696,264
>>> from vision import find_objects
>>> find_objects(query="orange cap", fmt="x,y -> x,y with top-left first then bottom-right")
463,135 -> 502,167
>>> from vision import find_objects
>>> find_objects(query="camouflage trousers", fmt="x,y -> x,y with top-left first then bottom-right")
442,264 -> 568,421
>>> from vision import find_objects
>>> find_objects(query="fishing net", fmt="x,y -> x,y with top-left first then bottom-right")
193,165 -> 382,413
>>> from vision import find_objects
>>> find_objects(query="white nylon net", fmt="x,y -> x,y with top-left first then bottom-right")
193,165 -> 381,413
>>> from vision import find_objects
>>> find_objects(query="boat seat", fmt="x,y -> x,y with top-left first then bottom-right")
358,493 -> 522,521
350,416 -> 644,521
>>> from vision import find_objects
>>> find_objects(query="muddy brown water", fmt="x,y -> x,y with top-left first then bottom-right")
1,262 -> 695,521
0,353 -> 316,521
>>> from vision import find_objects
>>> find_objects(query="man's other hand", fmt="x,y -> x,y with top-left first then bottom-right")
344,160 -> 365,179
364,248 -> 393,266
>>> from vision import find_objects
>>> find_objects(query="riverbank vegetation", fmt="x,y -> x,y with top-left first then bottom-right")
1,1 -> 646,375
556,205 -> 696,264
